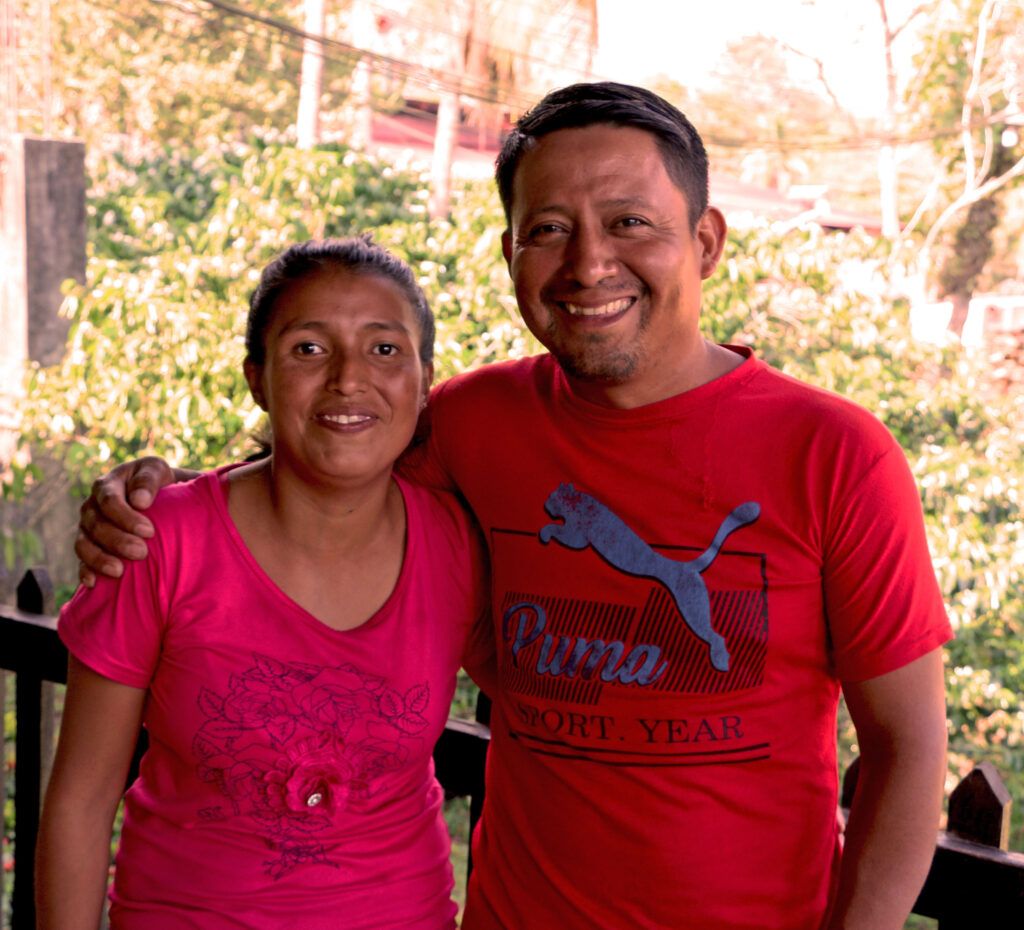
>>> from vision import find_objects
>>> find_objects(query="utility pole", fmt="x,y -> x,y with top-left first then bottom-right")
296,0 -> 325,149
1,0 -> 25,466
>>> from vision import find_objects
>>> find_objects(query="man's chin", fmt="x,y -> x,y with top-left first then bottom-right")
552,346 -> 639,385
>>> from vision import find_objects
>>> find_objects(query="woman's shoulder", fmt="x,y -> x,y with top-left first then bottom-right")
142,470 -> 223,538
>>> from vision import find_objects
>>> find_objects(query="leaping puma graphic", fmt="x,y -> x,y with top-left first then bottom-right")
539,484 -> 761,673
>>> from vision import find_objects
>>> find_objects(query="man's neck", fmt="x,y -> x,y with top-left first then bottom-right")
564,341 -> 745,410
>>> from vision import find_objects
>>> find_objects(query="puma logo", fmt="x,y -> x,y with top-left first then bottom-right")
539,484 -> 760,673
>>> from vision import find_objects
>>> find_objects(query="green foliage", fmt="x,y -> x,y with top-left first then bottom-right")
45,0 -> 341,154
701,220 -> 1024,841
910,0 -> 1023,167
19,143 -> 527,491
908,0 -> 1024,296
12,141 -> 1024,849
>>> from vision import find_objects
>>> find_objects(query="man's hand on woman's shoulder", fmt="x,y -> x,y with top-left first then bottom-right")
76,456 -> 196,586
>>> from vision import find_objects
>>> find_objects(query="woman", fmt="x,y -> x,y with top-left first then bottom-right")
36,237 -> 490,929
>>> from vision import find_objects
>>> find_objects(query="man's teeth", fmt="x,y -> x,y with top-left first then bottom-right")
321,413 -> 371,425
562,297 -> 632,317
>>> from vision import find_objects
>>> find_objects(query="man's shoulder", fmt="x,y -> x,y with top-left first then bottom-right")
401,477 -> 472,535
747,360 -> 893,438
433,354 -> 552,406
441,354 -> 551,388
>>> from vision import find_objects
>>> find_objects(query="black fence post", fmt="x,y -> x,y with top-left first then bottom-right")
12,568 -> 55,930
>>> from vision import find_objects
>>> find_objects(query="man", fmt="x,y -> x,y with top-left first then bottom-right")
76,82 -> 951,930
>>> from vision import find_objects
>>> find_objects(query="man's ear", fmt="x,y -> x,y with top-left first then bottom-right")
244,358 -> 268,411
501,229 -> 513,268
696,207 -> 728,280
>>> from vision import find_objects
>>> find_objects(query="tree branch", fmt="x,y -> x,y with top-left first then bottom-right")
890,1 -> 930,41
961,0 -> 999,189
921,153 -> 1024,254
776,40 -> 860,135
898,171 -> 946,242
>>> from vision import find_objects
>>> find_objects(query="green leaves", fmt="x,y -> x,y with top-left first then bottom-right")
19,143 -> 527,488
700,220 -> 1023,840
13,137 -> 1023,841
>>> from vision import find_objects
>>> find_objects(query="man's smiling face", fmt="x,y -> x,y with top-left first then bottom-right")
502,122 -> 725,408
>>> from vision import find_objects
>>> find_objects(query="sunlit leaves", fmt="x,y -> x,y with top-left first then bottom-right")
14,139 -> 1024,840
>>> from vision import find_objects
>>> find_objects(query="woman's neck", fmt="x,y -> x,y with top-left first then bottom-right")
225,457 -> 409,631
229,458 -> 403,560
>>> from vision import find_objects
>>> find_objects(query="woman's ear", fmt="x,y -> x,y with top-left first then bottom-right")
244,358 -> 268,411
420,363 -> 434,410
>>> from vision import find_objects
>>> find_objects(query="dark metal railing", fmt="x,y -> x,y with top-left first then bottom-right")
4,568 -> 1023,929
0,568 -> 489,930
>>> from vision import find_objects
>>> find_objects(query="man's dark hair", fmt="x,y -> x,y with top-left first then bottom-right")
495,81 -> 709,231
245,235 -> 434,366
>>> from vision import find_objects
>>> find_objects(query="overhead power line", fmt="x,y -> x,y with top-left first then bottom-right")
362,0 -> 597,83
154,0 -> 543,110
86,0 -> 1019,155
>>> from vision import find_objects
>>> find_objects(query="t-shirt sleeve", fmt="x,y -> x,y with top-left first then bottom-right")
456,505 -> 497,695
397,381 -> 459,493
823,438 -> 953,682
59,550 -> 165,690
461,595 -> 497,698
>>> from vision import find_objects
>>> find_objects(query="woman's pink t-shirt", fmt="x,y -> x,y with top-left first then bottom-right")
59,469 -> 488,929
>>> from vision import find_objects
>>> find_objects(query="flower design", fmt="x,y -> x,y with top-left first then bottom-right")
262,733 -> 350,816
192,654 -> 431,879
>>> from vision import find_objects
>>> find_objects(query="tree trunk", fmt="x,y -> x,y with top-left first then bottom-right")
878,144 -> 899,238
349,58 -> 373,150
937,138 -> 1014,337
875,0 -> 901,238
296,0 -> 325,150
430,89 -> 460,219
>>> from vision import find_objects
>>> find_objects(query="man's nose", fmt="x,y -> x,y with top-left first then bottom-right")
566,225 -> 617,287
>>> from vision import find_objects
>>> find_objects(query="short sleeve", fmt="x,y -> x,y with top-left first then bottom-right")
462,598 -> 497,692
397,381 -> 459,493
59,553 -> 165,690
823,441 -> 953,682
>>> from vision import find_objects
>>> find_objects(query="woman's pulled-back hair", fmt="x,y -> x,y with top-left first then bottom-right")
245,235 -> 434,366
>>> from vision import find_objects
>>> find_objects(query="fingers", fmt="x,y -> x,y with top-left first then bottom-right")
75,528 -> 125,586
123,456 -> 176,512
91,456 -> 178,535
75,456 -> 183,585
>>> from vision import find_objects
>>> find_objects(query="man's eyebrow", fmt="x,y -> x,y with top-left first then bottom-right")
521,195 -> 657,216
598,196 -> 657,209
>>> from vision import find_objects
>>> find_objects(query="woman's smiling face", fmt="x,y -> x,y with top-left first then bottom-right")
245,268 -> 431,489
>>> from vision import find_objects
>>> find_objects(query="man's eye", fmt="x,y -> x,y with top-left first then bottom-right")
529,223 -> 565,239
372,343 -> 400,357
618,216 -> 647,228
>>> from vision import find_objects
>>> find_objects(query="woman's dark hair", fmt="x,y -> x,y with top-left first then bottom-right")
245,235 -> 434,366
496,81 -> 709,231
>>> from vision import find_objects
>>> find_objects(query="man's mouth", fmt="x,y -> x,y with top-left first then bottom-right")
560,297 -> 634,317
